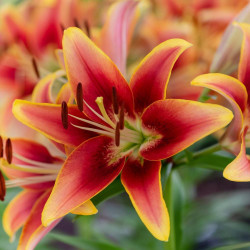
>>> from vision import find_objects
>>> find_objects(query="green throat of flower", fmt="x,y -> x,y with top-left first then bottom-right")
61,83 -> 153,154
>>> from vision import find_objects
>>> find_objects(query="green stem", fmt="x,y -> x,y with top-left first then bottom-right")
174,143 -> 222,165
198,88 -> 210,102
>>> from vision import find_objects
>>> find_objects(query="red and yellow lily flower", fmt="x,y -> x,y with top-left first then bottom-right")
12,28 -> 233,241
0,138 -> 97,250
191,22 -> 250,181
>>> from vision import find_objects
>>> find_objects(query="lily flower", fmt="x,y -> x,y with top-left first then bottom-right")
13,28 -> 233,241
0,138 -> 97,250
191,22 -> 250,181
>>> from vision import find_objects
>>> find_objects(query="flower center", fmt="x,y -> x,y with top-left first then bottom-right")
61,83 -> 144,148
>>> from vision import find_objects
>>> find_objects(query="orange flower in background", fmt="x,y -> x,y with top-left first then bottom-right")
191,22 -> 250,181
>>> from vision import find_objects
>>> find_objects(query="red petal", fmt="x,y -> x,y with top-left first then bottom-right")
42,136 -> 125,226
18,189 -> 61,250
140,99 -> 233,160
223,126 -> 250,181
3,190 -> 43,240
191,73 -> 247,144
130,39 -> 192,114
13,100 -> 97,147
63,27 -> 134,123
121,158 -> 169,241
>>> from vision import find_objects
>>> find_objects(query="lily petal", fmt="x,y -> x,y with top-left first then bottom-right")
13,100 -> 97,147
70,200 -> 98,215
63,27 -> 135,123
140,99 -> 233,161
121,158 -> 169,241
223,127 -> 250,181
130,39 -> 192,114
63,28 -> 136,123
236,23 -> 250,98
3,190 -> 43,240
42,136 -> 125,226
210,3 -> 250,74
100,0 -> 139,76
18,189 -> 61,250
191,73 -> 247,144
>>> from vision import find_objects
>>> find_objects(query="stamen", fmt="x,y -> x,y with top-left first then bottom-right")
115,122 -> 120,146
4,162 -> 59,174
5,174 -> 57,188
84,20 -> 91,38
76,82 -> 83,112
0,136 -> 3,157
112,87 -> 119,114
119,103 -> 124,130
74,18 -> 80,28
0,170 -> 6,201
69,114 -> 114,133
31,58 -> 40,78
71,123 -> 114,137
13,153 -> 62,169
5,138 -> 12,164
95,97 -> 115,128
60,23 -> 65,32
61,101 -> 68,129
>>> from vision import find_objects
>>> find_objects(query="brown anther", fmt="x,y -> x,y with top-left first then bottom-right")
61,101 -> 69,129
31,58 -> 40,78
115,122 -> 120,147
0,171 -> 6,201
119,103 -> 124,130
84,20 -> 91,38
5,138 -> 12,164
74,18 -> 80,28
0,136 -> 3,158
76,82 -> 83,112
112,87 -> 119,115
60,23 -> 65,32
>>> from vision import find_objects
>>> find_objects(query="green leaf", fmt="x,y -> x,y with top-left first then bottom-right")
185,153 -> 233,171
214,242 -> 250,250
163,169 -> 186,250
49,232 -> 122,250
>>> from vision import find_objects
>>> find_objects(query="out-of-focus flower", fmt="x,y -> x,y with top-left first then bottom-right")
0,138 -> 97,250
210,3 -> 250,74
12,28 -> 233,241
191,22 -> 250,182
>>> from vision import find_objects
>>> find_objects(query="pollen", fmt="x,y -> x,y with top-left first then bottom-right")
76,82 -> 83,112
5,138 -> 12,164
0,170 -> 6,201
0,136 -> 3,158
31,57 -> 40,78
112,86 -> 119,114
61,101 -> 69,129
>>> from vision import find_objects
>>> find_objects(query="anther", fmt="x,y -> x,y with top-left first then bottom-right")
119,103 -> 124,130
0,136 -> 3,158
112,87 -> 119,114
61,101 -> 69,129
76,82 -> 83,112
60,23 -> 65,32
0,171 -> 6,201
74,18 -> 80,28
84,20 -> 91,38
31,58 -> 40,78
115,122 -> 120,147
5,138 -> 12,164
